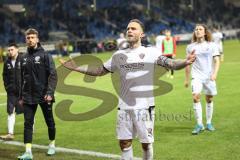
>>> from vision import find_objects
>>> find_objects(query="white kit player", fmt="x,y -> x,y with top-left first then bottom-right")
212,27 -> 224,61
117,33 -> 128,50
184,24 -> 220,135
60,19 -> 196,160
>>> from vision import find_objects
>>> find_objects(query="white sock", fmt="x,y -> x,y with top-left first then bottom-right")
26,143 -> 32,153
49,140 -> 55,148
206,102 -> 213,124
121,145 -> 133,160
33,118 -> 35,133
143,144 -> 153,160
8,113 -> 15,135
193,102 -> 203,126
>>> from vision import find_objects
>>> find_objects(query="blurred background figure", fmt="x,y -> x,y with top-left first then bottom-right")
212,26 -> 224,62
1,43 -> 23,141
162,29 -> 177,79
237,31 -> 240,42
116,32 -> 128,50
155,29 -> 166,52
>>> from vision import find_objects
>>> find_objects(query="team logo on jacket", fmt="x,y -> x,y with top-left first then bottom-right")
7,63 -> 11,69
34,56 -> 41,64
23,58 -> 27,65
139,53 -> 145,59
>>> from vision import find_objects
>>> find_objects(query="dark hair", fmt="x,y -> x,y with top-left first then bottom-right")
160,29 -> 165,34
129,19 -> 145,32
25,28 -> 39,36
213,24 -> 219,30
8,43 -> 18,48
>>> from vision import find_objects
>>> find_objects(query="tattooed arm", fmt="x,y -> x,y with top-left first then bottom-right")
59,59 -> 110,76
157,50 -> 196,70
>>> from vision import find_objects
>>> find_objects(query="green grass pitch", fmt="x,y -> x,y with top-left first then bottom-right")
0,40 -> 239,160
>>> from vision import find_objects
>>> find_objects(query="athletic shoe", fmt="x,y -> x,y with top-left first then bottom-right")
0,134 -> 14,141
47,146 -> 56,156
170,75 -> 174,79
192,124 -> 205,135
206,123 -> 215,131
17,152 -> 33,160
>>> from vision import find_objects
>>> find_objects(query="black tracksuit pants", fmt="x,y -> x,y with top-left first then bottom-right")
166,55 -> 174,75
23,102 -> 55,143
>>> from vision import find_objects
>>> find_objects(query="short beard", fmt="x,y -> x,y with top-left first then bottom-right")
127,38 -> 138,47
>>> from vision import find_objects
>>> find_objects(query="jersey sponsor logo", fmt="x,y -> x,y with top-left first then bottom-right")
120,62 -> 144,71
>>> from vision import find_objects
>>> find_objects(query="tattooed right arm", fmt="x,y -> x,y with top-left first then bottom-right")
59,59 -> 110,76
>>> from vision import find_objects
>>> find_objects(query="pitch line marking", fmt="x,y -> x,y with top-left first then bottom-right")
0,140 -> 141,160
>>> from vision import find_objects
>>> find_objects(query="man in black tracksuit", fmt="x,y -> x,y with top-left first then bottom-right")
1,43 -> 23,141
18,28 -> 58,160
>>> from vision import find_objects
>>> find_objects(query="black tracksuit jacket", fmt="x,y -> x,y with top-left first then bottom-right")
2,55 -> 22,96
20,43 -> 58,104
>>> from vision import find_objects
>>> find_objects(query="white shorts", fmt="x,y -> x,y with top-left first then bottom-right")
219,45 -> 223,53
116,108 -> 154,143
218,43 -> 223,53
191,78 -> 217,95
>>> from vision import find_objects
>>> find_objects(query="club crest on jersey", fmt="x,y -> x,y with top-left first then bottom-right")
119,56 -> 127,62
147,128 -> 153,137
34,56 -> 41,64
139,53 -> 145,59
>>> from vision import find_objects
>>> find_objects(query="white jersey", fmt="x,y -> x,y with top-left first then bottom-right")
212,31 -> 223,52
104,46 -> 162,110
155,35 -> 166,50
186,41 -> 219,80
